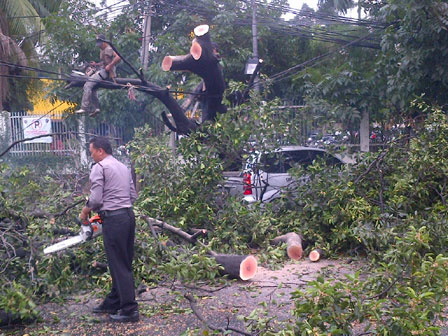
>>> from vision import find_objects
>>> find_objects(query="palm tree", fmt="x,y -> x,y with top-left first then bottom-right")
0,0 -> 60,111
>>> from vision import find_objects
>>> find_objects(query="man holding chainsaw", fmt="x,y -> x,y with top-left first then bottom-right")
76,33 -> 121,116
79,136 -> 139,323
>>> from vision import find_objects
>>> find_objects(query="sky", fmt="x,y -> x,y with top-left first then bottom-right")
90,0 -> 357,21
90,0 -> 320,14
289,0 -> 319,11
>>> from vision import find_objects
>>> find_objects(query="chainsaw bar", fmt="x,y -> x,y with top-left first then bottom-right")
43,235 -> 86,254
43,217 -> 103,254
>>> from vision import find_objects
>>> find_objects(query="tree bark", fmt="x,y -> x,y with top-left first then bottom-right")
65,75 -> 197,134
271,232 -> 303,260
162,24 -> 226,122
142,216 -> 257,280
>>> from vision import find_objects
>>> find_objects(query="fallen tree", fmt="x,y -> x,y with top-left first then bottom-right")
65,25 -> 225,135
142,216 -> 257,281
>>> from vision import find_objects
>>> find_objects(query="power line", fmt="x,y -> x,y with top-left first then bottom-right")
0,65 -> 207,97
265,27 -> 386,85
250,0 -> 386,28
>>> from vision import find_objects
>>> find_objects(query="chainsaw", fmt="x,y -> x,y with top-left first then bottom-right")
43,215 -> 103,254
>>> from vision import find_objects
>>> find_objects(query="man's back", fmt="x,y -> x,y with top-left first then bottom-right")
89,155 -> 136,211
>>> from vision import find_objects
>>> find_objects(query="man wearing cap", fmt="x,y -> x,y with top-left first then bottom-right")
76,34 -> 121,116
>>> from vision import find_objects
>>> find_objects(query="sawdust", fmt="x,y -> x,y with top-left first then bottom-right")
1,257 -> 366,336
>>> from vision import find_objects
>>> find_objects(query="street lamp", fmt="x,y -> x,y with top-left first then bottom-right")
244,56 -> 259,75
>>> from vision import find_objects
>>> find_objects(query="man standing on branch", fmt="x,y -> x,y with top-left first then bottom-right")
79,136 -> 139,323
76,34 -> 121,116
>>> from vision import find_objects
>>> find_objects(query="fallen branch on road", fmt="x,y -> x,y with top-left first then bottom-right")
141,216 -> 258,280
184,293 -> 253,336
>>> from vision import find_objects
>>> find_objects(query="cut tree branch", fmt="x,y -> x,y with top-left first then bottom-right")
162,24 -> 226,122
184,294 -> 253,336
141,216 -> 257,280
0,132 -> 70,158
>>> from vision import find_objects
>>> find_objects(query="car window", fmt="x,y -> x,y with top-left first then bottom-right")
260,150 -> 342,173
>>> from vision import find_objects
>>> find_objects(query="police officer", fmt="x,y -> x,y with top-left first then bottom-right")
79,136 -> 139,322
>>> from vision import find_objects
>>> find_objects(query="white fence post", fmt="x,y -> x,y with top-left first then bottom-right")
0,111 -> 8,139
360,111 -> 370,152
77,115 -> 89,167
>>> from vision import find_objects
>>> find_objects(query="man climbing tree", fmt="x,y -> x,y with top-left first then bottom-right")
67,25 -> 226,134
76,33 -> 121,117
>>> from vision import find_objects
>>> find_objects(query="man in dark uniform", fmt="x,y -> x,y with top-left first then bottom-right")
79,136 -> 139,323
76,34 -> 121,116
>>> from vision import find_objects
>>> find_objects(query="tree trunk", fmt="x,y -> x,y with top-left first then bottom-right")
162,24 -> 226,122
66,24 -> 225,134
210,254 -> 257,281
65,75 -> 197,134
142,216 -> 257,280
271,232 -> 303,260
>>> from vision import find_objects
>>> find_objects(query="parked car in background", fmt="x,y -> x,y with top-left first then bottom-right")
240,146 -> 352,204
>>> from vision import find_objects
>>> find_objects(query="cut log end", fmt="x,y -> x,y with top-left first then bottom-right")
287,245 -> 303,260
239,255 -> 257,280
309,249 -> 325,262
213,254 -> 257,281
190,42 -> 202,60
194,24 -> 209,37
162,56 -> 172,71
272,232 -> 303,260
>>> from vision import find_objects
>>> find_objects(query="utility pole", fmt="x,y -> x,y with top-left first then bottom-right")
358,9 -> 369,153
251,0 -> 259,92
141,0 -> 152,71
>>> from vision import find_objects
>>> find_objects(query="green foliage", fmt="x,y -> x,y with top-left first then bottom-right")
158,248 -> 223,282
291,227 -> 448,335
241,306 -> 295,336
4,0 -> 448,331
379,0 -> 448,109
0,281 -> 39,323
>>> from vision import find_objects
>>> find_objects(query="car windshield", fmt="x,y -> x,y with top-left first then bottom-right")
260,150 -> 341,173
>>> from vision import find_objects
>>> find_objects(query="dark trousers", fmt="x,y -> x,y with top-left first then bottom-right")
101,209 -> 138,314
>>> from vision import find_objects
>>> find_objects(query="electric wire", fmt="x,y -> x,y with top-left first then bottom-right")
0,63 -> 207,97
1,0 -> 389,99
6,0 -> 383,63
261,26 -> 386,86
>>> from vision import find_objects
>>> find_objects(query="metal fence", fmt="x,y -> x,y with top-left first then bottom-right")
7,111 -> 77,156
4,111 -> 125,157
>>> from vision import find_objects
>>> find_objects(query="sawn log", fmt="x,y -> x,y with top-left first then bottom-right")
142,216 -> 257,280
271,232 -> 303,260
309,248 -> 325,262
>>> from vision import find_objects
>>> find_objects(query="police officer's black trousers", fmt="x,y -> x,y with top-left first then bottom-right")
101,209 -> 138,314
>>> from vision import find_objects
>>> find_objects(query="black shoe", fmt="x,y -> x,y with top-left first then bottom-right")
109,310 -> 139,323
92,304 -> 118,314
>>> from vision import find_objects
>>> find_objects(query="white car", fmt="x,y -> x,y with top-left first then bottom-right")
241,146 -> 352,204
